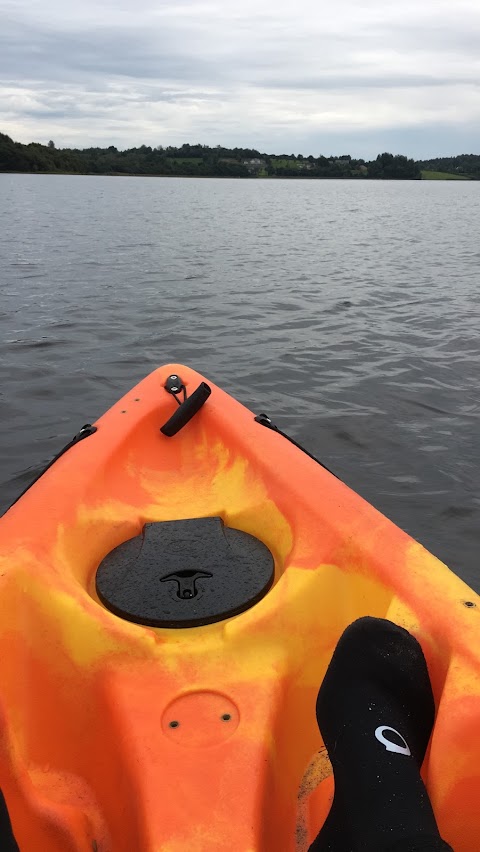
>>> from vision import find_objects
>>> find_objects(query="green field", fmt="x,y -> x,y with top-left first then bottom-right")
421,170 -> 471,180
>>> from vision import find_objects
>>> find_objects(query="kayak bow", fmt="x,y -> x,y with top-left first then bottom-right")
0,364 -> 478,851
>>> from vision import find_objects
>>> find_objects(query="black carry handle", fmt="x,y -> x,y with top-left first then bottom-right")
161,382 -> 211,437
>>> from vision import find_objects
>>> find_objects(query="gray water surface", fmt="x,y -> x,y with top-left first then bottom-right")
1,174 -> 479,590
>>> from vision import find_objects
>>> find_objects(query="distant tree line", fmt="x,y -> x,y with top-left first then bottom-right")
3,132 -> 476,179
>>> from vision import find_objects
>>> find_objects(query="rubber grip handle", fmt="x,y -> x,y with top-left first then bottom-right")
160,382 -> 211,437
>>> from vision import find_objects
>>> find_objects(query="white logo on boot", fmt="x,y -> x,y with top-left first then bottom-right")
375,725 -> 411,756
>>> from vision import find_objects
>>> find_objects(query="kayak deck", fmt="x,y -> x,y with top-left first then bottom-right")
0,364 -> 479,851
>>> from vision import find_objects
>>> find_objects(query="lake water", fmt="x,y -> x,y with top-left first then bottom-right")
1,174 -> 479,591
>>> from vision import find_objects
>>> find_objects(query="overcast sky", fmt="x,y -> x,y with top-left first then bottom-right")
1,0 -> 479,158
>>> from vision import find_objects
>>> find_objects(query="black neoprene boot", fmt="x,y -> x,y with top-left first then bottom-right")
309,617 -> 453,852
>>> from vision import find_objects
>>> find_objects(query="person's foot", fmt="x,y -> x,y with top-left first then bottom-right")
309,617 -> 453,852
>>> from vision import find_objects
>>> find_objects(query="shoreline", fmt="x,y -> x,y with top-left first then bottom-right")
1,170 -> 469,180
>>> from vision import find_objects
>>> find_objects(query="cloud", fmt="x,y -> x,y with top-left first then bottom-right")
1,0 -> 479,157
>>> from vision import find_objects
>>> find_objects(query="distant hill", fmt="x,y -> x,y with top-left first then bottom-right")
0,134 -> 426,179
418,154 -> 480,180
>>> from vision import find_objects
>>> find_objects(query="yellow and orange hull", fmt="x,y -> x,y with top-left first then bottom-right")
0,364 -> 479,851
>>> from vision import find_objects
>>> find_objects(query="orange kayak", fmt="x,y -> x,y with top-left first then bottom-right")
0,364 -> 479,851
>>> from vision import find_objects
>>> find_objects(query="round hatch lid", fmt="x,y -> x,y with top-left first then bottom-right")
95,517 -> 274,628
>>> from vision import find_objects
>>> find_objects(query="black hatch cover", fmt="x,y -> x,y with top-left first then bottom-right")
95,517 -> 274,628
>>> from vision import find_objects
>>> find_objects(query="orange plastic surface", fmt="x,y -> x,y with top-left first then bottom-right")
0,364 -> 479,851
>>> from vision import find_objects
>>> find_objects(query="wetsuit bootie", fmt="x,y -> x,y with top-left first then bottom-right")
309,617 -> 453,852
